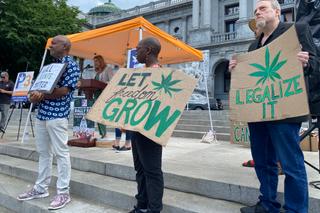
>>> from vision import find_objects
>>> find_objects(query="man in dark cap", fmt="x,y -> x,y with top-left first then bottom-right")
0,71 -> 14,132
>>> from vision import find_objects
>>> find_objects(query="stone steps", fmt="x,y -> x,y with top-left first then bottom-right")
175,124 -> 230,133
0,206 -> 14,213
0,173 -> 125,213
0,153 -> 244,213
0,141 -> 319,213
181,110 -> 229,120
177,119 -> 229,127
4,109 -> 232,141
172,129 -> 230,140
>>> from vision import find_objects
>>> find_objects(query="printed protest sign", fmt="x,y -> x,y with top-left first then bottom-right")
73,97 -> 95,139
30,63 -> 66,93
12,71 -> 34,102
230,26 -> 309,122
86,68 -> 197,145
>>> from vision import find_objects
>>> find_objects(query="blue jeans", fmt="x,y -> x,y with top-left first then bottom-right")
115,128 -> 132,141
248,122 -> 308,213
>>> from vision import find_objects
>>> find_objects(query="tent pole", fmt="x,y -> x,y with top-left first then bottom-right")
139,27 -> 143,41
204,69 -> 214,133
203,51 -> 214,133
21,48 -> 48,143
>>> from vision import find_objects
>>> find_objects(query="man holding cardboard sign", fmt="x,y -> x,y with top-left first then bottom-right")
128,38 -> 164,213
17,35 -> 80,210
85,37 -> 197,212
229,1 -> 319,213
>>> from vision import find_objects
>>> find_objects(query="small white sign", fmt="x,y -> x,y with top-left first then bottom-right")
30,63 -> 66,93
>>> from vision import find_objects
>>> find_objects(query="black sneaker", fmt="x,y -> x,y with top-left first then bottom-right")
128,206 -> 148,213
0,127 -> 5,133
112,145 -> 120,150
240,202 -> 268,213
119,146 -> 131,151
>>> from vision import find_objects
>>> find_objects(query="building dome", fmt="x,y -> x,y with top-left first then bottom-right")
88,0 -> 121,16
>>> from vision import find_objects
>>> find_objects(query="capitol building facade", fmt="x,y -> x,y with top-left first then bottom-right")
84,0 -> 295,107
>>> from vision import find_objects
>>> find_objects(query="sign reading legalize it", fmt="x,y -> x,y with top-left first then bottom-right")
86,68 -> 197,145
230,26 -> 309,122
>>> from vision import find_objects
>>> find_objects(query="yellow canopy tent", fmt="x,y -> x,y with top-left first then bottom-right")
45,16 -> 203,65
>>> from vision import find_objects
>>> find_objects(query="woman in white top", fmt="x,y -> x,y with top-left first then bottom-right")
93,55 -> 113,138
93,55 -> 113,83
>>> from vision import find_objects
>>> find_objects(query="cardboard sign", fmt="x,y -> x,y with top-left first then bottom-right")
30,63 -> 66,93
230,26 -> 309,122
230,121 -> 250,146
12,71 -> 34,102
73,97 -> 95,138
86,68 -> 197,145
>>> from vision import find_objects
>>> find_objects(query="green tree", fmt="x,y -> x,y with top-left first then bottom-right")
0,0 -> 84,79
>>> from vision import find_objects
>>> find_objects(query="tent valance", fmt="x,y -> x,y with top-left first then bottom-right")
45,17 -> 203,65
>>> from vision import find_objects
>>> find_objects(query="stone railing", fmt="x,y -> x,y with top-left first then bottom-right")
212,32 -> 237,44
225,7 -> 239,16
225,11 -> 239,17
279,0 -> 294,6
92,0 -> 192,25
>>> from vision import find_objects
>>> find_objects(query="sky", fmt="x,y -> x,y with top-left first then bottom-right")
67,0 -> 155,13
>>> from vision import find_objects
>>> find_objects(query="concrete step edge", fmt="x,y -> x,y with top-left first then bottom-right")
0,173 -> 126,213
0,144 -> 319,213
0,154 -> 245,213
173,129 -> 230,135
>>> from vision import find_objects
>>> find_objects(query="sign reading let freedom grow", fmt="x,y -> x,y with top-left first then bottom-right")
230,26 -> 309,122
86,68 -> 197,145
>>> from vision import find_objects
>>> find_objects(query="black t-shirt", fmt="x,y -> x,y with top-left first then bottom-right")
0,80 -> 14,104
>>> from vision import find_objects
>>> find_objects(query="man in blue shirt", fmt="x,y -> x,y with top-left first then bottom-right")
17,35 -> 80,210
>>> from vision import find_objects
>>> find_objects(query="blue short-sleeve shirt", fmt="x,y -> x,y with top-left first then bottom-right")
37,56 -> 80,120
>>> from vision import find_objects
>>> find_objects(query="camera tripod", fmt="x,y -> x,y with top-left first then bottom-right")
1,102 -> 34,141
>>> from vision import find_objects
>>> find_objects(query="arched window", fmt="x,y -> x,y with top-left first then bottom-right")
224,68 -> 231,92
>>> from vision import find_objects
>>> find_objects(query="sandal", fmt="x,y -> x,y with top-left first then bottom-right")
242,160 -> 255,167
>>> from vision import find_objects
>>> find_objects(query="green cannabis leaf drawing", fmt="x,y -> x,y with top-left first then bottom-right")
249,47 -> 287,86
152,72 -> 182,97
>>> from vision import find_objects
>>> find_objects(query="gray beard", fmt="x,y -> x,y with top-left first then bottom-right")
256,20 -> 266,29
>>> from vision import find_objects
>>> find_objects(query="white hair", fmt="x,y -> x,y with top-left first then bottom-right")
256,0 -> 281,17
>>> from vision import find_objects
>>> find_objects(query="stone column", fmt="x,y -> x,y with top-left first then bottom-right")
236,0 -> 253,39
183,16 -> 188,42
203,0 -> 211,27
211,0 -> 219,32
239,0 -> 247,19
166,20 -> 170,33
163,20 -> 170,33
192,0 -> 200,29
